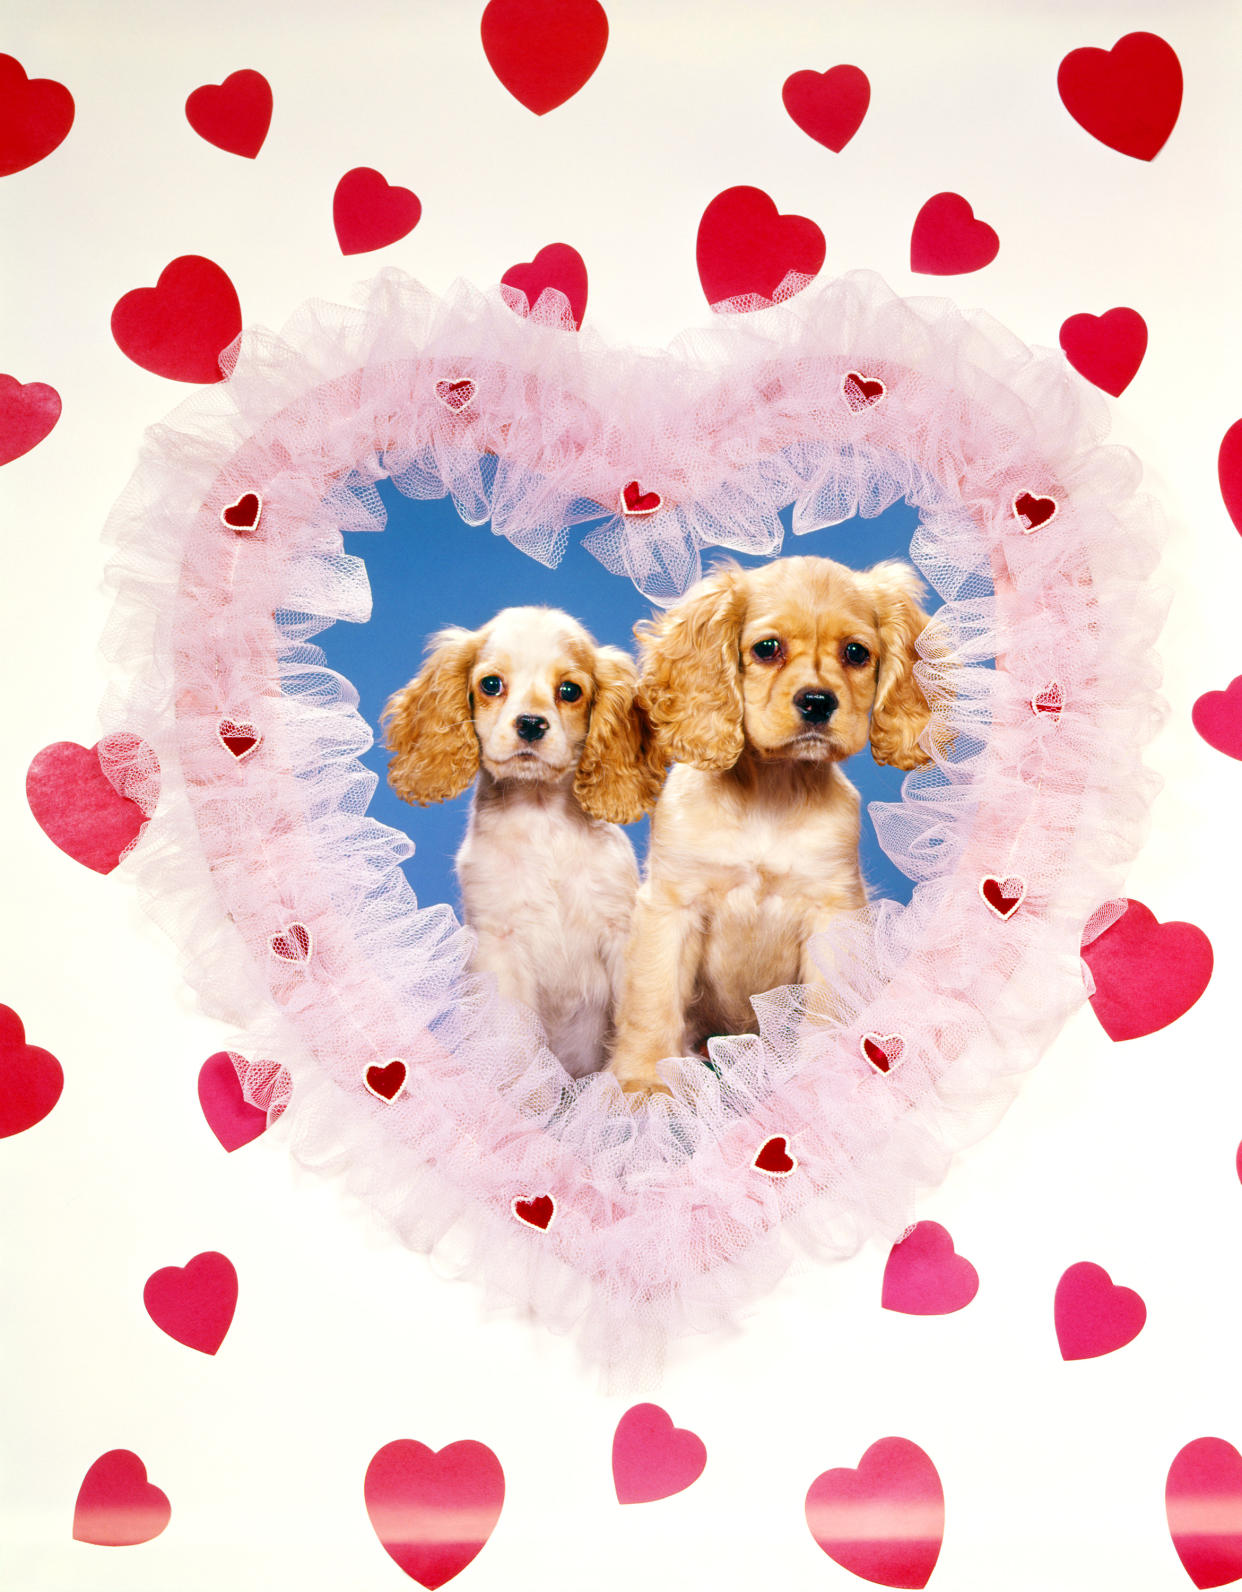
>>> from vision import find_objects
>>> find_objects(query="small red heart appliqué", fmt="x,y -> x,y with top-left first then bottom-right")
753,1135 -> 797,1176
842,371 -> 885,411
781,64 -> 870,152
333,167 -> 422,256
806,1437 -> 945,1589
221,491 -> 262,531
0,373 -> 61,466
697,185 -> 826,310
185,69 -> 272,158
620,480 -> 661,516
111,256 -> 243,384
365,1059 -> 407,1102
25,739 -> 150,874
1193,676 -> 1242,760
1081,898 -> 1213,1041
434,377 -> 477,413
1031,680 -> 1064,717
1059,308 -> 1147,397
1054,1261 -> 1146,1360
1167,1438 -> 1242,1591
861,1032 -> 904,1073
612,1404 -> 707,1505
882,1221 -> 979,1316
480,0 -> 609,115
512,1194 -> 555,1230
910,192 -> 998,276
73,1450 -> 171,1547
0,53 -> 74,177
365,1439 -> 505,1589
269,922 -> 312,963
1058,32 -> 1182,162
501,242 -> 588,328
1012,492 -> 1058,532
143,1251 -> 239,1355
0,1004 -> 63,1138
216,717 -> 261,759
980,875 -> 1026,919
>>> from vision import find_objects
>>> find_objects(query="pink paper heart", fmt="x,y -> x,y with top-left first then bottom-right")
143,1251 -> 238,1355
25,740 -> 148,874
1058,32 -> 1182,162
1054,1261 -> 1146,1360
1081,898 -> 1213,1041
0,53 -> 74,176
1167,1438 -> 1242,1590
198,1051 -> 270,1151
73,1450 -> 171,1546
697,185 -> 825,310
1193,676 -> 1242,759
480,0 -> 609,116
185,68 -> 272,158
501,242 -> 588,328
910,192 -> 998,276
0,373 -> 61,465
111,255 -> 242,384
781,65 -> 870,152
1220,421 -> 1242,536
613,1403 -> 707,1504
0,1004 -> 63,1138
805,1437 -> 944,1589
365,1439 -> 505,1589
882,1221 -> 979,1316
333,167 -> 422,256
1059,308 -> 1147,397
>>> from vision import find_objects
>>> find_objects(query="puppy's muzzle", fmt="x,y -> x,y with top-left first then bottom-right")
793,689 -> 838,724
515,713 -> 549,743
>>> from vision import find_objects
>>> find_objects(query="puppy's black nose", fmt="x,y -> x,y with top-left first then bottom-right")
794,689 -> 838,724
515,714 -> 549,743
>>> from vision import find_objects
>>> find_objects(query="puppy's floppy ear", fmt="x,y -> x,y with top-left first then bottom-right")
381,626 -> 479,804
574,645 -> 667,824
635,564 -> 745,770
866,561 -> 936,771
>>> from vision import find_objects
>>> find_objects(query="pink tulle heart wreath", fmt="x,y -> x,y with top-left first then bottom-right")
100,270 -> 1163,1378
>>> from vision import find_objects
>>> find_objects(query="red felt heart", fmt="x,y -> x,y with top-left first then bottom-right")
0,374 -> 61,465
269,922 -> 312,963
501,242 -> 588,329
185,68 -> 272,158
435,377 -> 477,413
221,491 -> 262,531
365,1059 -> 407,1102
1012,491 -> 1058,532
1031,680 -> 1064,717
910,192 -> 998,277
111,256 -> 242,384
781,65 -> 870,152
805,1437 -> 944,1589
753,1135 -> 796,1176
198,1052 -> 271,1151
143,1251 -> 238,1355
73,1451 -> 171,1547
25,740 -> 148,874
620,480 -> 661,516
1054,1261 -> 1145,1360
1058,32 -> 1182,162
365,1439 -> 505,1590
0,1004 -> 63,1139
1219,420 -> 1242,536
1081,898 -> 1213,1042
217,717 -> 261,759
1167,1438 -> 1242,1591
1193,676 -> 1242,760
697,185 -> 826,310
333,167 -> 422,256
1059,308 -> 1147,397
0,53 -> 74,177
842,371 -> 885,412
882,1221 -> 979,1316
480,0 -> 608,115
612,1404 -> 707,1504
979,875 -> 1025,919
861,1033 -> 904,1074
512,1194 -> 555,1230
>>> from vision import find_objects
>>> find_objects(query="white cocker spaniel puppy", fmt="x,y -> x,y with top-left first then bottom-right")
607,555 -> 939,1095
382,606 -> 664,1079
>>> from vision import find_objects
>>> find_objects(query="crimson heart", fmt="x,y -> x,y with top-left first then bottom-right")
1081,898 -> 1212,1041
198,1052 -> 271,1151
861,1033 -> 904,1073
753,1135 -> 796,1176
0,53 -> 74,176
269,923 -> 312,963
980,875 -> 1025,919
25,739 -> 148,874
1012,491 -> 1058,531
365,1439 -> 505,1589
111,256 -> 242,384
1219,420 -> 1242,537
1193,676 -> 1242,760
612,1404 -> 707,1504
1058,32 -> 1182,161
806,1437 -> 944,1589
882,1221 -> 979,1316
842,371 -> 885,411
221,491 -> 262,530
697,185 -> 825,310
217,717 -> 261,759
365,1059 -> 407,1102
1167,1438 -> 1242,1590
910,192 -> 998,277
512,1194 -> 555,1230
1059,307 -> 1147,397
501,242 -> 588,328
333,167 -> 422,256
781,65 -> 870,152
73,1451 -> 171,1547
0,1004 -> 63,1138
1031,680 -> 1064,717
1054,1261 -> 1145,1360
435,377 -> 477,412
143,1251 -> 238,1355
0,374 -> 61,465
620,480 -> 661,516
185,68 -> 272,158
480,0 -> 608,115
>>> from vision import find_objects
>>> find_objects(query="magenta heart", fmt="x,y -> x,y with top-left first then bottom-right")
111,255 -> 242,384
0,52 -> 75,177
1058,31 -> 1182,162
511,1193 -> 555,1230
781,64 -> 870,152
1220,421 -> 1242,536
333,167 -> 422,256
501,242 -> 588,328
753,1134 -> 796,1176
365,1439 -> 505,1589
198,1051 -> 270,1151
910,192 -> 998,277
806,1437 -> 944,1589
697,185 -> 825,309
1059,307 -> 1147,396
25,740 -> 148,874
185,68 -> 272,158
143,1251 -> 238,1355
1167,1438 -> 1242,1590
1081,898 -> 1213,1041
0,1004 -> 63,1138
1054,1261 -> 1146,1360
612,1403 -> 707,1504
73,1450 -> 171,1546
1193,676 -> 1242,760
882,1221 -> 979,1316
365,1059 -> 407,1102
0,373 -> 61,465
480,0 -> 609,116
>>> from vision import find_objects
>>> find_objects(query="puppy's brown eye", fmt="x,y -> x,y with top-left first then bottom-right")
843,642 -> 871,667
478,675 -> 504,696
558,681 -> 583,703
752,638 -> 782,662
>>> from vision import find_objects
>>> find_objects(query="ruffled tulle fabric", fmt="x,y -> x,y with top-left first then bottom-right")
99,269 -> 1165,1382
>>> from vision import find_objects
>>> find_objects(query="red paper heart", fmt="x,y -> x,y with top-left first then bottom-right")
198,1052 -> 270,1151
143,1251 -> 238,1355
365,1439 -> 505,1589
0,53 -> 74,177
1054,1261 -> 1145,1360
1058,32 -> 1182,162
435,377 -> 477,413
861,1032 -> 904,1074
333,167 -> 422,256
25,740 -> 148,874
1219,421 -> 1242,536
753,1134 -> 796,1176
221,491 -> 262,531
612,1404 -> 707,1504
0,1004 -> 63,1138
1193,676 -> 1242,760
0,374 -> 61,465
111,256 -> 242,384
1012,491 -> 1058,532
697,185 -> 826,310
73,1450 -> 171,1547
620,480 -> 661,516
365,1059 -> 407,1102
910,192 -> 998,277
501,242 -> 588,328
882,1221 -> 979,1316
1081,898 -> 1213,1042
217,717 -> 261,759
805,1437 -> 944,1589
1031,680 -> 1064,717
842,371 -> 885,412
980,875 -> 1025,919
185,68 -> 272,158
781,65 -> 870,152
269,922 -> 312,963
480,0 -> 608,115
512,1193 -> 555,1230
1059,308 -> 1147,397
1167,1438 -> 1242,1590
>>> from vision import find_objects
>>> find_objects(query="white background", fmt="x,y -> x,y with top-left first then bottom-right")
3,2 -> 1242,1587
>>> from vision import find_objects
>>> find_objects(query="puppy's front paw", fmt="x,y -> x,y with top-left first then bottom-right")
609,1051 -> 673,1099
620,1073 -> 672,1100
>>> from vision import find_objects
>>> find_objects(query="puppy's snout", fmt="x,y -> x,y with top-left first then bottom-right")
514,713 -> 549,743
794,689 -> 838,725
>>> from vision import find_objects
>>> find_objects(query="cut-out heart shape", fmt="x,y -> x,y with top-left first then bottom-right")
980,875 -> 1025,919
842,371 -> 885,411
481,0 -> 609,115
501,242 -> 588,328
1054,1261 -> 1145,1360
0,374 -> 61,465
216,717 -> 261,760
1059,308 -> 1147,397
143,1251 -> 238,1355
805,1437 -> 944,1589
73,1450 -> 171,1547
1031,680 -> 1064,717
620,480 -> 661,516
269,922 -> 312,963
365,1059 -> 407,1102
365,1439 -> 505,1589
753,1135 -> 796,1176
697,185 -> 826,310
512,1194 -> 555,1230
781,65 -> 870,152
0,53 -> 74,176
111,256 -> 242,384
25,740 -> 148,874
861,1032 -> 905,1074
435,377 -> 477,413
1193,676 -> 1242,760
185,68 -> 272,158
1012,491 -> 1058,532
1167,1438 -> 1242,1590
910,192 -> 998,276
221,491 -> 262,531
882,1221 -> 979,1316
334,167 -> 422,256
1219,420 -> 1242,537
613,1404 -> 707,1504
1081,898 -> 1213,1041
198,1051 -> 272,1151
0,1004 -> 63,1138
1058,32 -> 1182,162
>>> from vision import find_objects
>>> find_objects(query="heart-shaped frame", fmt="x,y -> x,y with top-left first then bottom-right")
102,270 -> 1163,1376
